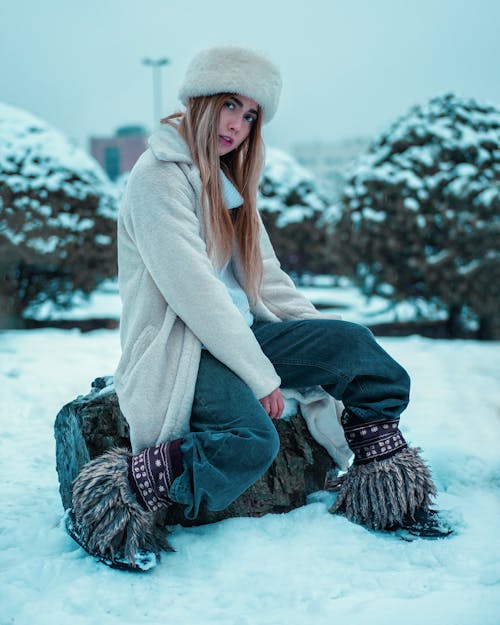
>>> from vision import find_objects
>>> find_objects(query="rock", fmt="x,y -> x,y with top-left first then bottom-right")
54,377 -> 335,526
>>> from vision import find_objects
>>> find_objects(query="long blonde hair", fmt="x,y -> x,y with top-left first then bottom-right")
161,93 -> 264,303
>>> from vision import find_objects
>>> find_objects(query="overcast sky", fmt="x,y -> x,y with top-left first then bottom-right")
1,0 -> 499,153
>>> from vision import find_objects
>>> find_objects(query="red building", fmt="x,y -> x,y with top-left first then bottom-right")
90,125 -> 147,180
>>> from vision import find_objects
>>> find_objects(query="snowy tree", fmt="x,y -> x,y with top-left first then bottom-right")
0,102 -> 118,327
331,93 -> 500,338
258,147 -> 332,279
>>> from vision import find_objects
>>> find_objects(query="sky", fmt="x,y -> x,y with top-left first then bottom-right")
1,0 -> 499,154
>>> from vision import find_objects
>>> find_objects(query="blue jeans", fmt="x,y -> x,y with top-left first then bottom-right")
169,319 -> 410,519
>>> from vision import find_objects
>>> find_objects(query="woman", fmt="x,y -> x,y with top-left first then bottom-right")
69,45 -> 439,569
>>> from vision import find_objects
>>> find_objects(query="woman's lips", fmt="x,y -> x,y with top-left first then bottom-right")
219,135 -> 233,147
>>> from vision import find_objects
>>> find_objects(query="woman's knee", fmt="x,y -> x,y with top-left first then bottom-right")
334,320 -> 375,344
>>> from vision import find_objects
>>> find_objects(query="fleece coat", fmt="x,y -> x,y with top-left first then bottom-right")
114,124 -> 353,471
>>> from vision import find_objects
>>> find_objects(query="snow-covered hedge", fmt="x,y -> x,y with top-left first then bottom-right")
258,147 -> 331,278
331,93 -> 500,338
0,102 -> 118,327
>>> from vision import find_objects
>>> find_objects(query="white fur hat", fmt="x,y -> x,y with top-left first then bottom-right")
178,45 -> 282,124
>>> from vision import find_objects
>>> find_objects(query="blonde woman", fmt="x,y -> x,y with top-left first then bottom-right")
68,45 -> 441,570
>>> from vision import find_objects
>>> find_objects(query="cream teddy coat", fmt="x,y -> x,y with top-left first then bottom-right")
114,124 -> 353,471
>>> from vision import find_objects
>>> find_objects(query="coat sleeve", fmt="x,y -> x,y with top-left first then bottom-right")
123,160 -> 281,400
258,216 -> 338,320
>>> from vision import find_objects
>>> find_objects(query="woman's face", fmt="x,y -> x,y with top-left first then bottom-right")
217,94 -> 259,156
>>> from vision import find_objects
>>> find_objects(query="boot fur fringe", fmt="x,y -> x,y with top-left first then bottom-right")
329,446 -> 437,530
71,447 -> 174,565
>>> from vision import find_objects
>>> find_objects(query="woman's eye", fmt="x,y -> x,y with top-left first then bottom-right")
245,115 -> 256,124
225,101 -> 235,109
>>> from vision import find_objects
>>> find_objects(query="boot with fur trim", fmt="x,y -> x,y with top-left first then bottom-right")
69,441 -> 183,569
329,411 -> 437,531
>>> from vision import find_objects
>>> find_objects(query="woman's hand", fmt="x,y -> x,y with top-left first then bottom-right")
259,387 -> 284,420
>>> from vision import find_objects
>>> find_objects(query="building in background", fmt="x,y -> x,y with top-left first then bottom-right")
90,125 -> 147,180
292,137 -> 371,201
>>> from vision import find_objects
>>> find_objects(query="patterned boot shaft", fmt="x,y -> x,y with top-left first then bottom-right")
128,439 -> 184,512
341,410 -> 407,465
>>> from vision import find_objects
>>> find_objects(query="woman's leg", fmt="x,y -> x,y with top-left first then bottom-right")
250,319 -> 436,530
251,319 -> 410,422
169,350 -> 280,520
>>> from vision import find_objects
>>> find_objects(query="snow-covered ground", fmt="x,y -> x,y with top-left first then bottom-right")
1,326 -> 499,625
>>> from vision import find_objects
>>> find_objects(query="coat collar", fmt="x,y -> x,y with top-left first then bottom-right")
148,124 -> 193,164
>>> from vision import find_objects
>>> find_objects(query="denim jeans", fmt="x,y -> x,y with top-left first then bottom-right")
169,319 -> 410,519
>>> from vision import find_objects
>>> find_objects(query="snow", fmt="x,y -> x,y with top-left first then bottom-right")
258,147 -> 325,223
0,101 -> 113,202
427,250 -> 451,266
276,205 -> 315,227
475,187 -> 497,206
457,259 -> 482,276
264,147 -> 317,192
342,93 -> 499,212
349,159 -> 426,192
23,279 -> 449,327
24,280 -> 122,321
361,207 -> 386,222
298,282 -> 449,325
416,215 -> 426,229
26,235 -> 60,254
1,328 -> 499,625
403,197 -> 419,211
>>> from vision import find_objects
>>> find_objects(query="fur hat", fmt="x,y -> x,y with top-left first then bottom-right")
178,45 -> 282,123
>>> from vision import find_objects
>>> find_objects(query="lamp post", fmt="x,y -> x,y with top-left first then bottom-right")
142,57 -> 170,129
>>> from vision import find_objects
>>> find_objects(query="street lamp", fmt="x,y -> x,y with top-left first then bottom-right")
142,57 -> 170,129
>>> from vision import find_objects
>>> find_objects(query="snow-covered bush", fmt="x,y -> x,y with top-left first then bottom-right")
0,102 -> 118,327
258,147 -> 331,279
332,93 -> 500,338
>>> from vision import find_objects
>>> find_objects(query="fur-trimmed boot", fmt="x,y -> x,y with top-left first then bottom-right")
68,440 -> 183,569
330,410 -> 437,531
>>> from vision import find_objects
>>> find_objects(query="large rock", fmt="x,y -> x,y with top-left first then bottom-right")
54,376 -> 334,526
